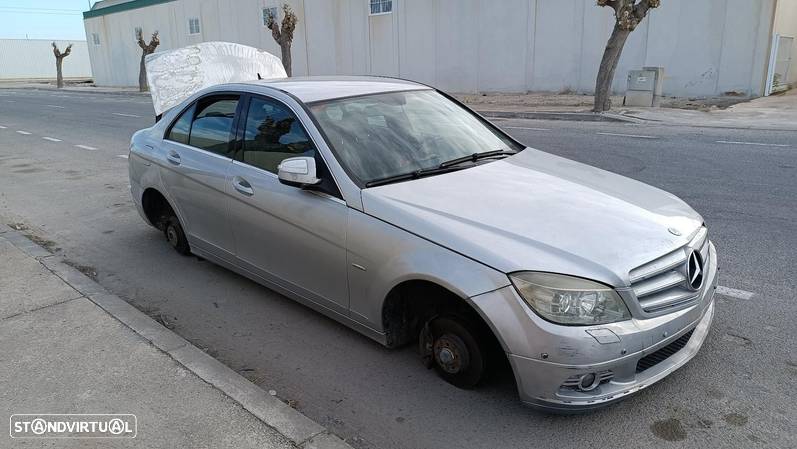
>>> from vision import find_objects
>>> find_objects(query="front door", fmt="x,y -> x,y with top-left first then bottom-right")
158,94 -> 240,260
226,94 -> 349,313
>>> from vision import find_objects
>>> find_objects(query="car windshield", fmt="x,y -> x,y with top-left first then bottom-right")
308,89 -> 522,186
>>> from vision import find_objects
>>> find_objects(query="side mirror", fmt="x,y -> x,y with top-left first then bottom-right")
277,157 -> 321,187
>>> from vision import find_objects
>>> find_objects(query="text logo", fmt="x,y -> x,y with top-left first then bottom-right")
10,414 -> 137,439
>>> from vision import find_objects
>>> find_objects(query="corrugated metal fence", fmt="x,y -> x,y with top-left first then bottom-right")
0,39 -> 93,80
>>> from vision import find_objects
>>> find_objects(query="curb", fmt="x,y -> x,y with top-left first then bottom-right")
616,112 -> 797,132
476,107 -> 797,132
0,85 -> 149,97
474,109 -> 634,123
0,225 -> 354,449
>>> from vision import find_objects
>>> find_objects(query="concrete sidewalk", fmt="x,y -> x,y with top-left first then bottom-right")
0,80 -> 147,96
0,226 -> 351,448
620,88 -> 797,131
458,90 -> 797,130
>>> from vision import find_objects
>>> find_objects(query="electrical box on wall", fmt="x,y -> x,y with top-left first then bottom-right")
624,67 -> 664,107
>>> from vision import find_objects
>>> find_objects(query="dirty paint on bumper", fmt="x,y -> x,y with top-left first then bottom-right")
471,243 -> 718,412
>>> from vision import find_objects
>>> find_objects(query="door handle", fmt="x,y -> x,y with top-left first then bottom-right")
166,150 -> 181,165
232,177 -> 254,196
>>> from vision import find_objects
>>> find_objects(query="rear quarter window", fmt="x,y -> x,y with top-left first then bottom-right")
165,104 -> 196,145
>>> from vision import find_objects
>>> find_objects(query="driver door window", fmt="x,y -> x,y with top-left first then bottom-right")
241,97 -> 315,173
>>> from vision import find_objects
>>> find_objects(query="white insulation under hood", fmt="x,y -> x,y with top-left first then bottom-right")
144,41 -> 287,115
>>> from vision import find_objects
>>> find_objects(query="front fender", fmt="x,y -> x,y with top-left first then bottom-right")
346,209 -> 509,331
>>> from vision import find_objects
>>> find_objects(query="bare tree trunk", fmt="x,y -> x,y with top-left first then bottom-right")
55,58 -> 64,88
280,42 -> 292,77
139,53 -> 148,92
594,24 -> 631,112
268,4 -> 297,77
52,43 -> 72,89
136,31 -> 159,92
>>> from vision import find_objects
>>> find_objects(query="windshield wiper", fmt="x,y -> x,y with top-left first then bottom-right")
365,149 -> 519,188
365,165 -> 467,188
439,149 -> 518,168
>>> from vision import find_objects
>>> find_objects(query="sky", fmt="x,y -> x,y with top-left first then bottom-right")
0,0 -> 97,40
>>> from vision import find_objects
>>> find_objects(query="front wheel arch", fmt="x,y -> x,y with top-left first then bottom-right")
381,280 -> 506,352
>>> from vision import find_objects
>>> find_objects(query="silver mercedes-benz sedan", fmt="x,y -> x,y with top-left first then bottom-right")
128,76 -> 717,412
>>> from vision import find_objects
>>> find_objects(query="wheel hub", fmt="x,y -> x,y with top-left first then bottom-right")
433,334 -> 469,374
166,226 -> 178,246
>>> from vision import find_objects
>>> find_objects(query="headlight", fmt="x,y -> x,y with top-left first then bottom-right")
509,272 -> 630,325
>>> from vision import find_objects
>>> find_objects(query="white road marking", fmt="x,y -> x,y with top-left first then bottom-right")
75,144 -> 98,150
716,286 -> 756,300
16,130 -> 31,135
503,126 -> 552,131
597,132 -> 658,139
5,100 -> 16,103
112,112 -> 142,118
0,125 -> 7,129
42,137 -> 62,142
716,140 -> 789,148
45,104 -> 65,109
117,154 -> 129,159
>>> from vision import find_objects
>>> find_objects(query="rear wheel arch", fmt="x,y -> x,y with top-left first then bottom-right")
141,187 -> 176,230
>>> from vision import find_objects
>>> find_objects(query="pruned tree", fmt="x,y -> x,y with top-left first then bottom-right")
593,0 -> 660,112
266,4 -> 298,77
52,42 -> 73,89
136,30 -> 160,92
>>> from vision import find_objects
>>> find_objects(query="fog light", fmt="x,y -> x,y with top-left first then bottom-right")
560,370 -> 614,392
578,373 -> 599,391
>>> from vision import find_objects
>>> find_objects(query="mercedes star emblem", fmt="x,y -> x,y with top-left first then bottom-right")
686,250 -> 704,291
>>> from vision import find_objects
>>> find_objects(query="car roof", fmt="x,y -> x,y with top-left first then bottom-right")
227,76 -> 431,103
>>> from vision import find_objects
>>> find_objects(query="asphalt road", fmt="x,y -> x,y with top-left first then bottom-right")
1,88 -> 795,449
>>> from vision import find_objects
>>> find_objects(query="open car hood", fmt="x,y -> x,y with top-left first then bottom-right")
145,41 -> 286,115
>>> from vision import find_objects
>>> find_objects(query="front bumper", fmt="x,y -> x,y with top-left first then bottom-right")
470,242 -> 718,412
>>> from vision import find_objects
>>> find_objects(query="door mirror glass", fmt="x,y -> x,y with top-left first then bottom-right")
277,157 -> 321,187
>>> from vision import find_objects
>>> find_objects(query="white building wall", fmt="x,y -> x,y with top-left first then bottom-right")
0,39 -> 92,80
84,0 -> 777,96
773,0 -> 797,86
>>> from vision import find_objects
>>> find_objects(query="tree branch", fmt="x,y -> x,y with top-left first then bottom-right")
633,0 -> 660,21
597,0 -> 624,14
137,30 -> 160,53
136,29 -> 146,49
269,18 -> 282,44
280,4 -> 297,43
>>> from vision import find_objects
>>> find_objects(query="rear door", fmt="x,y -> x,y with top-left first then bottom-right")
226,93 -> 349,313
159,94 -> 242,260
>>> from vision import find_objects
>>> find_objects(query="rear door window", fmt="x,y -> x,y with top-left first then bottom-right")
188,96 -> 240,156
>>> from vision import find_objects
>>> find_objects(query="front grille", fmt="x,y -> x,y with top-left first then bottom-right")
629,227 -> 709,313
636,329 -> 694,373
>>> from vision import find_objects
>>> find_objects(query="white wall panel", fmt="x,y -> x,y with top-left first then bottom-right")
774,0 -> 797,86
532,0 -> 582,91
398,0 -> 436,85
478,0 -> 527,92
0,39 -> 92,79
83,0 -> 777,97
434,0 -> 478,92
